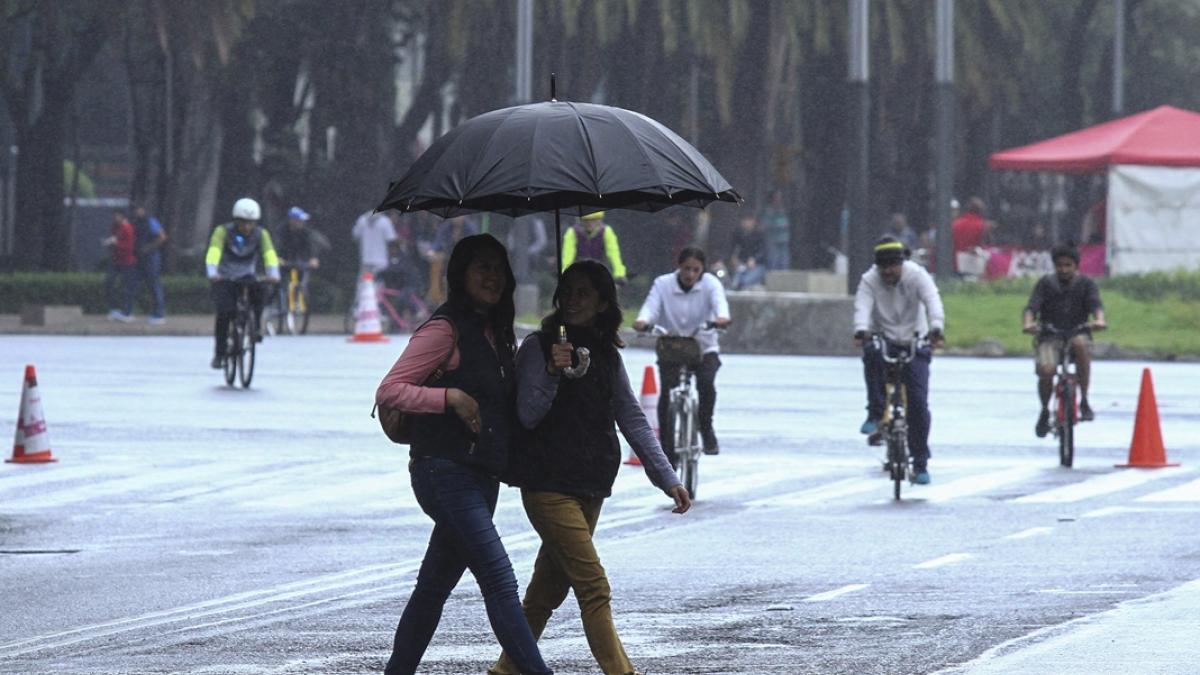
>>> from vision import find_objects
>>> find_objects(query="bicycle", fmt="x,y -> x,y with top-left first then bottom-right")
343,278 -> 430,335
222,276 -> 263,388
873,333 -> 927,500
638,322 -> 719,500
267,263 -> 312,336
1040,323 -> 1089,468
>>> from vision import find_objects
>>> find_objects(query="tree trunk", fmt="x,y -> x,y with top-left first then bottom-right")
14,101 -> 69,271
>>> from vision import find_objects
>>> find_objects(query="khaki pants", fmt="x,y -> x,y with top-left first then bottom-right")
491,490 -> 634,675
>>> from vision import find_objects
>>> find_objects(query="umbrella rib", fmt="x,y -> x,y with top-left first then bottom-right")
566,102 -> 603,204
610,108 -> 715,199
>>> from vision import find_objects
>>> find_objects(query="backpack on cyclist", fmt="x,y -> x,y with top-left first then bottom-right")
371,320 -> 457,444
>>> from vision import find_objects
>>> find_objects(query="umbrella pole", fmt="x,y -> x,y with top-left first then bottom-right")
554,207 -> 562,281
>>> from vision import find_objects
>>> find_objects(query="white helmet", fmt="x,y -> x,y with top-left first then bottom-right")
232,197 -> 261,221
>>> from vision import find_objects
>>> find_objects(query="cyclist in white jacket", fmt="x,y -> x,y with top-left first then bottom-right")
852,237 -> 945,484
634,247 -> 731,462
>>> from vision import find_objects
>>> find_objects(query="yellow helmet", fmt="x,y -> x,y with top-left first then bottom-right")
581,211 -> 605,221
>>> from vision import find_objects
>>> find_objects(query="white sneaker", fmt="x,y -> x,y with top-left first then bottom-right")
107,310 -> 133,323
147,316 -> 167,326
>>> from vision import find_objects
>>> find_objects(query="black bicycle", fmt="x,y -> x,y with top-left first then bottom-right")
222,277 -> 261,388
873,333 -> 927,500
1040,323 -> 1089,468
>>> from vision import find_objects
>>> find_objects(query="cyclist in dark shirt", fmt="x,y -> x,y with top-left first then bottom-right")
1022,243 -> 1107,438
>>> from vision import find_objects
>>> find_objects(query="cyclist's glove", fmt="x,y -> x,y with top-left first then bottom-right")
928,328 -> 945,342
853,330 -> 868,342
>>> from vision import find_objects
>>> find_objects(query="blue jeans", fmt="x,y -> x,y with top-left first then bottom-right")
386,457 -> 551,675
135,255 -> 166,318
862,342 -> 933,465
733,264 -> 766,289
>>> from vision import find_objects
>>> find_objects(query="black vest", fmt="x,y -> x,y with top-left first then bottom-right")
409,303 -> 515,476
513,326 -> 621,498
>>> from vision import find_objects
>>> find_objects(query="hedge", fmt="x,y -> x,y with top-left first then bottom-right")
0,272 -> 348,315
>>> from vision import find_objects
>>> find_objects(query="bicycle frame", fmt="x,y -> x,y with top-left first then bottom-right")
1043,323 -> 1087,467
873,334 -> 923,500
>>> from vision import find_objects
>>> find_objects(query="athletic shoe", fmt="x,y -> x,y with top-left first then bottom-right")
107,310 -> 133,322
210,355 -> 224,369
1079,401 -> 1095,422
701,429 -> 720,455
913,470 -> 931,485
867,430 -> 883,446
860,418 -> 878,435
1035,409 -> 1051,438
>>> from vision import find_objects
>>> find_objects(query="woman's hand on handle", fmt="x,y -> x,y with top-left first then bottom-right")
445,388 -> 481,435
669,485 -> 691,514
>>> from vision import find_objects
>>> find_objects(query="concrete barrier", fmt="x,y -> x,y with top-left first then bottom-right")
20,305 -> 83,327
722,291 -> 856,355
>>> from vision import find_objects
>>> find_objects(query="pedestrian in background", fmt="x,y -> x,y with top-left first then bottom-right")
761,188 -> 792,271
130,204 -> 168,325
352,209 -> 397,276
376,234 -> 552,675
490,260 -> 688,675
728,213 -> 767,290
103,209 -> 136,322
561,212 -> 628,285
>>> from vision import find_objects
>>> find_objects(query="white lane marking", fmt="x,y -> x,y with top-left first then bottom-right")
0,463 -> 125,493
1136,475 -> 1200,502
1003,526 -> 1054,540
1014,467 -> 1192,504
622,467 -> 822,509
913,553 -> 973,569
3,462 -> 280,510
802,584 -> 869,602
1082,505 -> 1200,519
0,502 -> 675,658
924,466 -> 1043,502
1031,589 -> 1139,595
749,476 -> 879,507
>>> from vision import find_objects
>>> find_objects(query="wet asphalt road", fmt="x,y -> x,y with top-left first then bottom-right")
1,335 -> 1198,674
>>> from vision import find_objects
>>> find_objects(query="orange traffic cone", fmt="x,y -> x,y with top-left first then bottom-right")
626,365 -> 658,466
8,365 -> 57,464
1116,368 -> 1178,468
348,272 -> 389,343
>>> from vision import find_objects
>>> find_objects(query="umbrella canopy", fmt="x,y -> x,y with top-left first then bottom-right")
376,100 -> 740,218
988,105 -> 1200,174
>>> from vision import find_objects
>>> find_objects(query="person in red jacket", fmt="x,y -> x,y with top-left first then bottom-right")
102,210 -> 137,322
950,197 -> 993,272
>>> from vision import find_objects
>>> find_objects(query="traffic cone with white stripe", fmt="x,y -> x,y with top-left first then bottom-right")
8,365 -> 57,464
348,272 -> 389,343
626,365 -> 658,466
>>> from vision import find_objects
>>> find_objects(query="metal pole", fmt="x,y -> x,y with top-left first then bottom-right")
513,0 -> 538,314
1112,0 -> 1125,117
846,0 -> 871,292
934,0 -> 956,280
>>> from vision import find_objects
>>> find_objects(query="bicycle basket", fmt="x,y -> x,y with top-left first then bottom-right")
656,336 -> 703,368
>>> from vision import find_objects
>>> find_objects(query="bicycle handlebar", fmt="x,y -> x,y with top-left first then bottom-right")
637,321 -> 726,338
871,333 -> 928,364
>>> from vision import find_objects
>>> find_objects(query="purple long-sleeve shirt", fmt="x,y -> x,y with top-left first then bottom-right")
515,334 -> 681,496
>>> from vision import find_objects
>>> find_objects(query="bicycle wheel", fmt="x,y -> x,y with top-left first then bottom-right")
238,315 -> 256,388
887,432 -> 906,500
343,303 -> 356,334
295,286 -> 310,335
672,399 -> 693,496
1059,380 -> 1075,467
223,323 -> 238,386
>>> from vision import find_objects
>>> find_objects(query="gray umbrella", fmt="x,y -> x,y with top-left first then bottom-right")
375,82 -> 739,273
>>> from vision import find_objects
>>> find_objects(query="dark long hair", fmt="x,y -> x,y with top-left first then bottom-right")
541,260 -> 624,350
446,233 -> 517,354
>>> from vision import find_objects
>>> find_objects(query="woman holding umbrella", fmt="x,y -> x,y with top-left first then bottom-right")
376,234 -> 551,675
490,260 -> 690,675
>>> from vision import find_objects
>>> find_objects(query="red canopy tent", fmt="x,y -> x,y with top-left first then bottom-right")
988,105 -> 1200,275
989,105 -> 1200,174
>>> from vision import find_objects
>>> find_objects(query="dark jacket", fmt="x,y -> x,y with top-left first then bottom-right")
511,326 -> 623,498
409,303 -> 515,476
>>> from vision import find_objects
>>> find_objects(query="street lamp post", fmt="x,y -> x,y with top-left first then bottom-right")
934,0 -> 956,280
846,0 -> 871,292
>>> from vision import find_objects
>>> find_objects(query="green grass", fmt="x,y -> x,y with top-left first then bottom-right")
944,288 -> 1200,356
